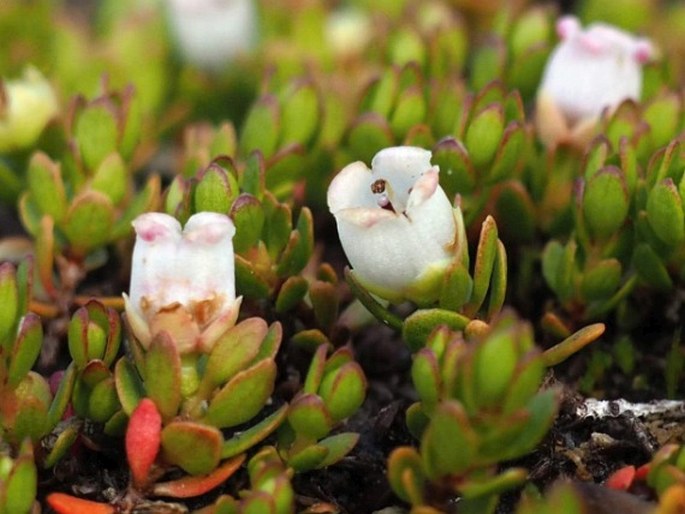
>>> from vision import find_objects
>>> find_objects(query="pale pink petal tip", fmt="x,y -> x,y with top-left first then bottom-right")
556,16 -> 580,40
634,40 -> 654,64
184,212 -> 236,243
132,213 -> 181,243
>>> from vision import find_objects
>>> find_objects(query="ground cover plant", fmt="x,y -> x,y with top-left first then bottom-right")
3,0 -> 685,513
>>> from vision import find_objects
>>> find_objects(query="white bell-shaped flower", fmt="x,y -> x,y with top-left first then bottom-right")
328,146 -> 457,303
166,0 -> 257,71
536,16 -> 654,148
124,212 -> 241,354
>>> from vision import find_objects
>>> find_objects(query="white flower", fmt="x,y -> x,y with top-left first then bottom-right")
327,146 -> 457,303
124,212 -> 241,354
0,67 -> 58,153
535,16 -> 654,148
165,0 -> 258,71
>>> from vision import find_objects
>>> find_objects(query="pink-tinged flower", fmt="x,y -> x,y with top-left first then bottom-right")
166,0 -> 257,71
536,16 -> 654,148
124,212 -> 241,354
328,146 -> 457,304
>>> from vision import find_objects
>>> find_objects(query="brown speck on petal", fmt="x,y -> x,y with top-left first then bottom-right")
371,179 -> 386,194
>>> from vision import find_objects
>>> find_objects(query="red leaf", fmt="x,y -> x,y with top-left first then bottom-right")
152,454 -> 245,498
126,398 -> 162,489
605,465 -> 636,490
635,463 -> 651,480
46,493 -> 114,514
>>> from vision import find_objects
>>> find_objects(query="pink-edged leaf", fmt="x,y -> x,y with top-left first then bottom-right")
151,454 -> 245,498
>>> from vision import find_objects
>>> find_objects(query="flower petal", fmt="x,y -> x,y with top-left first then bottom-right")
327,161 -> 376,214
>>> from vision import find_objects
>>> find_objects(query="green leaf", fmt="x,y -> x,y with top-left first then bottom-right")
487,240 -> 507,319
240,95 -> 280,158
234,255 -> 270,299
439,261 -> 473,312
276,207 -> 313,277
4,452 -> 37,514
222,405 -> 288,459
76,104 -> 119,170
309,280 -> 339,333
580,259 -> 622,301
275,276 -> 308,313
8,314 -> 42,389
390,86 -> 426,139
47,363 -> 76,430
287,444 -> 328,472
489,122 -> 527,183
647,178 -> 685,246
464,215 -> 499,317
231,194 -> 265,254
632,243 -> 672,290
403,308 -> 470,352
145,332 -> 182,421
582,167 -> 629,240
473,330 -> 518,408
62,190 -> 114,255
287,393 -> 333,440
88,377 -> 119,423
387,447 -> 425,504
432,137 -> 475,198
90,152 -> 127,205
204,318 -> 267,388
315,432 -> 360,468
411,349 -> 441,410
194,163 -> 239,214
27,152 -> 66,223
0,263 -> 18,349
421,400 -> 477,478
500,389 -> 558,461
465,104 -> 504,168
162,421 -> 222,475
319,362 -> 367,423
280,80 -> 320,146
114,357 -> 145,415
205,359 -> 277,428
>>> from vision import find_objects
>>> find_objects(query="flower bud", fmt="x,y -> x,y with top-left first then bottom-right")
328,146 -> 457,304
166,0 -> 258,71
0,67 -> 58,152
535,16 -> 654,148
124,212 -> 241,354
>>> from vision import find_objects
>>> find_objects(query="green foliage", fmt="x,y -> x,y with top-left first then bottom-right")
278,344 -> 365,472
389,313 -> 559,513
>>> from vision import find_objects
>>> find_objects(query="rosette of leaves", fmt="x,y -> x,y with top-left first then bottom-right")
387,313 -> 559,513
238,77 -> 323,199
541,138 -> 636,323
165,158 -> 315,311
18,85 -> 160,301
542,136 -> 685,326
349,207 -> 507,350
67,300 -> 123,435
277,344 -> 366,472
0,439 -> 38,514
432,80 -> 533,232
114,317 -> 287,489
200,446 -> 295,514
0,261 -> 73,456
